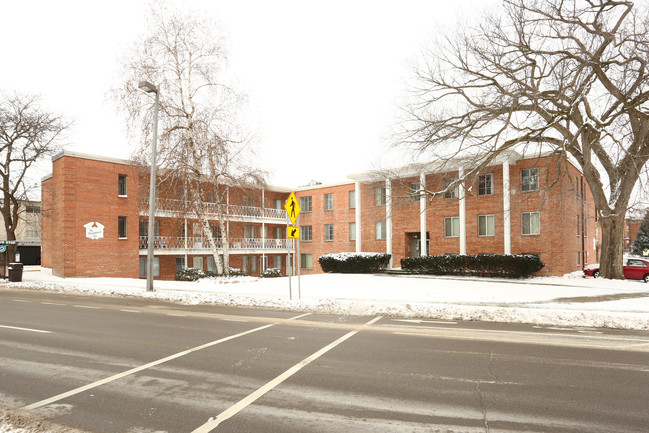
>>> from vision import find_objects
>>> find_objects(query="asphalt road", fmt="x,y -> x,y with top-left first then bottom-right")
1,288 -> 648,433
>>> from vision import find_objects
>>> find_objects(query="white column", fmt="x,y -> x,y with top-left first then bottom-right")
419,172 -> 427,257
459,167 -> 466,255
386,178 -> 393,268
355,181 -> 362,252
503,161 -> 512,254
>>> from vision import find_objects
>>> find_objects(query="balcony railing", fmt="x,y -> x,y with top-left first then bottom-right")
139,236 -> 292,250
146,199 -> 288,221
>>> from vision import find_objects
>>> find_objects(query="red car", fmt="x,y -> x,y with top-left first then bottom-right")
583,258 -> 649,282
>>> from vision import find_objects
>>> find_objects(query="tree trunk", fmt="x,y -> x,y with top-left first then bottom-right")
598,213 -> 625,279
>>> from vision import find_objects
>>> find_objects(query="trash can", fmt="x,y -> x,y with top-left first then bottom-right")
8,263 -> 23,282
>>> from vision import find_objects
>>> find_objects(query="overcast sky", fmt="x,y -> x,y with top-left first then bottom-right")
2,0 -> 496,188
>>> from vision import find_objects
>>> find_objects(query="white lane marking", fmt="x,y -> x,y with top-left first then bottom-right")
74,305 -> 101,310
392,319 -> 457,325
23,312 -> 311,410
41,302 -> 65,306
11,300 -> 30,303
167,313 -> 188,317
119,309 -> 140,313
191,315 -> 383,433
0,325 -> 52,334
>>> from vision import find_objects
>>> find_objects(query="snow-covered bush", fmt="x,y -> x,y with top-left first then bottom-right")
261,268 -> 282,278
318,252 -> 391,273
175,267 -> 205,281
401,253 -> 544,278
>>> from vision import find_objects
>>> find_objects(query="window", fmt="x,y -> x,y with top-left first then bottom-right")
410,183 -> 420,202
138,220 -> 159,237
445,216 -> 460,237
300,196 -> 312,212
478,215 -> 495,236
349,223 -> 356,241
374,187 -> 386,205
577,251 -> 581,266
193,222 -> 202,236
207,256 -> 218,274
324,193 -> 333,210
26,229 -> 40,238
139,257 -> 160,277
301,225 -> 312,241
25,204 -> 41,214
192,257 -> 204,271
273,227 -> 282,239
444,178 -> 458,199
176,257 -> 186,272
375,221 -> 386,240
273,255 -> 282,270
349,190 -> 356,209
522,212 -> 540,235
118,174 -> 127,196
521,168 -> 539,192
324,224 -> 334,241
243,226 -> 257,238
577,215 -> 580,238
273,199 -> 282,210
243,256 -> 257,273
301,253 -> 313,269
478,174 -> 493,196
118,216 -> 127,238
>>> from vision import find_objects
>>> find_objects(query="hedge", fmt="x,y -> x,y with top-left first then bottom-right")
318,252 -> 391,273
400,254 -> 544,278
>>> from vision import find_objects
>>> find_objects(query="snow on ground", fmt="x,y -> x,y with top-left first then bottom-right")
2,266 -> 648,330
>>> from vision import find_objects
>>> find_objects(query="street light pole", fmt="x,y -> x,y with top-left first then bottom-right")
139,81 -> 159,292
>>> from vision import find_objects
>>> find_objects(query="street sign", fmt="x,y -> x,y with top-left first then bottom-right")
285,192 -> 301,225
288,225 -> 300,239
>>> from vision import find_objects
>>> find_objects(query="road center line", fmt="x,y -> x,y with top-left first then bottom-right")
23,312 -> 311,410
191,315 -> 383,433
0,325 -> 52,334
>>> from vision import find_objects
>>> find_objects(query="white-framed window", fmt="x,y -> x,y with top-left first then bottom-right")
444,216 -> 460,237
273,227 -> 282,239
521,168 -> 539,192
243,255 -> 257,273
301,225 -> 312,241
273,255 -> 282,270
374,187 -> 386,205
349,223 -> 356,241
410,182 -> 420,202
139,257 -> 160,277
193,222 -> 202,236
118,216 -> 127,238
301,253 -> 313,269
324,193 -> 333,210
273,199 -> 282,209
478,174 -> 493,196
192,257 -> 203,271
444,178 -> 458,199
175,257 -> 186,272
139,220 -> 160,237
243,226 -> 257,238
324,224 -> 334,241
118,174 -> 127,196
522,211 -> 540,235
300,196 -> 312,212
207,256 -> 218,274
349,190 -> 356,209
375,221 -> 386,240
478,214 -> 495,236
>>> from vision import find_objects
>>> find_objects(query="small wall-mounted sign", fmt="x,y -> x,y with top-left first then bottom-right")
83,222 -> 105,240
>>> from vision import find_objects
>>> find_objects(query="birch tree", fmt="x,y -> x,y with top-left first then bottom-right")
115,4 -> 264,276
403,0 -> 649,279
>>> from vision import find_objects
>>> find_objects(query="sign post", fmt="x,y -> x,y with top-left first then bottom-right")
285,192 -> 301,299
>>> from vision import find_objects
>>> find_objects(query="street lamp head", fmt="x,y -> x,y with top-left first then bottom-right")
138,80 -> 158,94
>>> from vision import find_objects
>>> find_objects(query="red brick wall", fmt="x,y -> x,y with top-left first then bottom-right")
42,154 -> 140,278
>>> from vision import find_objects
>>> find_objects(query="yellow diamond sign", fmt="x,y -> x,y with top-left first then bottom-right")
285,192 -> 300,225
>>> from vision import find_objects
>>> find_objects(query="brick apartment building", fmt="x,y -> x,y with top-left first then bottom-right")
41,150 -> 597,279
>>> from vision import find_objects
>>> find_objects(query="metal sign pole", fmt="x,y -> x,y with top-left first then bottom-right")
287,217 -> 292,300
297,214 -> 301,299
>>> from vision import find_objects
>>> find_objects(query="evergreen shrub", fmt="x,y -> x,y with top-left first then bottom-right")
318,252 -> 391,273
400,253 -> 544,278
175,267 -> 205,281
261,267 -> 282,278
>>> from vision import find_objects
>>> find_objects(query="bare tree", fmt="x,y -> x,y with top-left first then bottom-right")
0,92 -> 68,260
114,4 -> 265,276
402,0 -> 649,279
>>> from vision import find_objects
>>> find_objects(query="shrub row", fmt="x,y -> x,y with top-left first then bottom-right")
318,252 -> 391,273
400,254 -> 544,278
174,267 -> 250,281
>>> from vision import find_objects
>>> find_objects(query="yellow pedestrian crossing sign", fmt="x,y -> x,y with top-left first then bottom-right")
285,192 -> 301,225
288,225 -> 300,239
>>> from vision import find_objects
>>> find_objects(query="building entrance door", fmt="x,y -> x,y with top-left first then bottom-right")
409,232 -> 430,257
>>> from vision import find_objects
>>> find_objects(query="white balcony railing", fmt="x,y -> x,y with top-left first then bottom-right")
139,236 -> 292,250
148,199 -> 288,221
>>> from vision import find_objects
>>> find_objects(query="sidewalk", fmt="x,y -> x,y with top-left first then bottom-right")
6,266 -> 649,330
